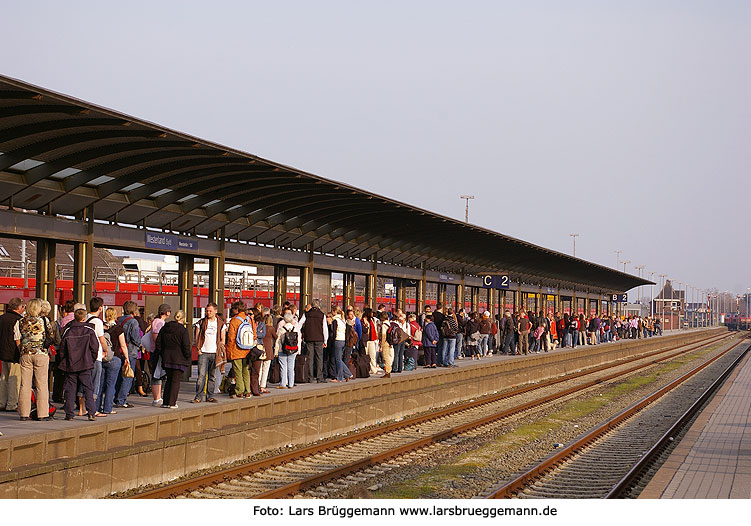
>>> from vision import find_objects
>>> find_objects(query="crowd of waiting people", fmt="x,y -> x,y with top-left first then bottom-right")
0,296 -> 663,426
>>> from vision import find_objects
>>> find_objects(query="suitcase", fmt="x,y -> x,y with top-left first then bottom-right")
269,357 -> 281,384
295,353 -> 310,383
347,362 -> 357,378
355,351 -> 370,378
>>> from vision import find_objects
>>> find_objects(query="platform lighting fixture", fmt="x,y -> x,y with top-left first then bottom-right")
615,250 -> 622,269
570,233 -> 579,257
460,195 -> 475,223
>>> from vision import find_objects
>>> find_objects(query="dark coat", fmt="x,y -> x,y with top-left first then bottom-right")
58,321 -> 98,373
0,310 -> 22,363
153,321 -> 191,369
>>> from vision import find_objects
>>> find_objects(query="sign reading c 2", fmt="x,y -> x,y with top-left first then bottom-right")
482,275 -> 511,289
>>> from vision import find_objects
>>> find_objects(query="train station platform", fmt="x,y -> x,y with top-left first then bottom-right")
640,343 -> 751,499
0,328 -> 724,499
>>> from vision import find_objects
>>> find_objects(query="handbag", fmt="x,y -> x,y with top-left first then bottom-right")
122,361 -> 135,378
249,344 -> 265,361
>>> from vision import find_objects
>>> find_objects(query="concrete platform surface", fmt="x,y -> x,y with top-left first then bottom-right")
640,347 -> 751,499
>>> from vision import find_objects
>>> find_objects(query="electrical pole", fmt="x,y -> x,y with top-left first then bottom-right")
569,234 -> 579,257
635,265 -> 645,305
621,260 -> 630,273
460,195 -> 475,223
615,250 -> 622,270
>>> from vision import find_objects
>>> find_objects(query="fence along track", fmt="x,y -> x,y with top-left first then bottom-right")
131,332 -> 731,499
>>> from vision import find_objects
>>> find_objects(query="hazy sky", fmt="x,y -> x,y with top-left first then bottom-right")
2,1 -> 749,297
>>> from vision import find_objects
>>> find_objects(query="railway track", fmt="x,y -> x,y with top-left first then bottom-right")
131,332 -> 734,499
484,335 -> 749,499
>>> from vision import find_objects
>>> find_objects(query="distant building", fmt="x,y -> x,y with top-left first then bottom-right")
652,280 -> 684,330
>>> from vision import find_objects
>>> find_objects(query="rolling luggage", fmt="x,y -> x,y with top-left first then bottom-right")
294,353 -> 309,383
355,351 -> 370,378
269,357 -> 281,384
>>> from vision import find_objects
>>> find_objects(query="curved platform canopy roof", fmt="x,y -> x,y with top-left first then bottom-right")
0,74 -> 651,292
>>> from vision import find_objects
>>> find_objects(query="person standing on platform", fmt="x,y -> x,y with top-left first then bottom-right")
81,297 -> 109,416
58,308 -> 98,421
0,298 -> 24,414
17,299 -> 55,421
418,305 -> 432,329
361,308 -> 380,375
113,301 -> 140,409
300,299 -> 328,383
98,308 -> 125,416
478,311 -> 492,357
517,310 -> 531,355
378,311 -> 394,378
432,302 -> 445,365
152,309 -> 191,408
501,311 -> 514,355
226,301 -> 254,398
421,314 -> 439,368
441,308 -> 459,367
259,313 -> 277,392
275,310 -> 300,389
192,302 -> 226,403
148,304 -> 171,407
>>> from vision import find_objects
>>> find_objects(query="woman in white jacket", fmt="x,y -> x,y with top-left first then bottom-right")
275,310 -> 301,389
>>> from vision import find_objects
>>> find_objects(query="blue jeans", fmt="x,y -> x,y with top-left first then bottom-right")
114,347 -> 138,405
80,360 -> 102,399
478,334 -> 489,356
455,333 -> 464,359
195,353 -> 217,400
279,352 -> 296,387
436,336 -> 445,365
332,340 -> 350,381
571,330 -> 578,348
502,333 -> 514,354
442,338 -> 457,366
97,356 -> 121,414
393,342 -> 405,372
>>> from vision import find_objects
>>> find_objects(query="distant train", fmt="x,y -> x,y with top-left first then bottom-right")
723,313 -> 751,331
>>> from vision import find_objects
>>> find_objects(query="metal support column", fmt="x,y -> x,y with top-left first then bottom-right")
471,287 -> 480,312
208,229 -> 226,309
35,239 -> 56,311
417,267 -> 426,313
274,264 -> 288,307
457,275 -> 465,312
366,259 -> 378,310
438,283 -> 447,306
179,255 -> 195,332
489,288 -> 497,318
396,278 -> 406,312
73,205 -> 94,304
300,246 -> 314,307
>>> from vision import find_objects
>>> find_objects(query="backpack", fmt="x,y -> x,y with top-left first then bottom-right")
87,316 -> 114,363
570,319 -> 578,330
413,327 -> 423,344
235,316 -> 256,350
281,326 -> 299,354
441,319 -> 457,338
387,322 -> 403,346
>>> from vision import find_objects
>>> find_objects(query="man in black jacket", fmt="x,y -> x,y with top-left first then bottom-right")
0,297 -> 24,412
58,308 -> 99,421
432,302 -> 445,365
300,299 -> 328,383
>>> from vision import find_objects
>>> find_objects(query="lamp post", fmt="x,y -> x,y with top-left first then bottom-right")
659,274 -> 667,328
570,234 -> 579,257
615,250 -> 622,269
460,195 -> 475,223
648,271 -> 656,316
635,265 -> 645,305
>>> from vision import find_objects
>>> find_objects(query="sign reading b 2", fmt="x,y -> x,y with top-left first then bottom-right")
482,275 -> 511,289
611,293 -> 628,302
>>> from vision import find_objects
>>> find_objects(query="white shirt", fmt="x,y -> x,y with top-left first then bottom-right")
200,319 -> 219,353
88,314 -> 105,362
